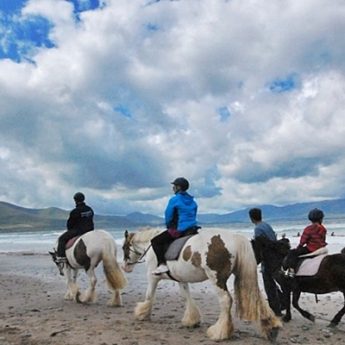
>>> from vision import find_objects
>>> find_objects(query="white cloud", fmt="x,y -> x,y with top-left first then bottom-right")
0,0 -> 345,216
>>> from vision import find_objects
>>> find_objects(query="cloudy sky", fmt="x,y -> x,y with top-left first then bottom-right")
1,0 -> 345,216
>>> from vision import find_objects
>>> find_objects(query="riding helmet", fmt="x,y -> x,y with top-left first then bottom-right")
73,192 -> 85,203
308,208 -> 324,223
171,177 -> 189,191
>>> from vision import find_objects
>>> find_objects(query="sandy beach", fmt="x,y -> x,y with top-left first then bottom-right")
1,253 -> 345,345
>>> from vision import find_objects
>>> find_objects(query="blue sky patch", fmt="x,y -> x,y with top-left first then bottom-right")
0,14 -> 55,62
269,74 -> 298,93
114,104 -> 132,118
145,23 -> 159,32
217,106 -> 231,122
0,0 -> 28,14
68,0 -> 102,12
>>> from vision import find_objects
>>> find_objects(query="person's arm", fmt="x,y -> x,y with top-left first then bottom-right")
164,197 -> 177,228
66,209 -> 79,230
298,227 -> 309,247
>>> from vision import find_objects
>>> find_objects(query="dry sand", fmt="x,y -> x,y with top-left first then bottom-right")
1,253 -> 345,345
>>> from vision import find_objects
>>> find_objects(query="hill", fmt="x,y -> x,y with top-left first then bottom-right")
198,198 -> 345,223
0,201 -> 146,232
0,198 -> 344,232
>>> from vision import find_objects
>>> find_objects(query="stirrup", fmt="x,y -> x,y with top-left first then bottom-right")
284,268 -> 295,278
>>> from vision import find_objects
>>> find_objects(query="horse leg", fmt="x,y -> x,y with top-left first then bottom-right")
79,268 -> 97,303
281,284 -> 292,322
178,282 -> 201,327
108,289 -> 122,307
206,285 -> 234,340
64,268 -> 80,301
329,292 -> 345,327
134,275 -> 160,320
292,289 -> 315,322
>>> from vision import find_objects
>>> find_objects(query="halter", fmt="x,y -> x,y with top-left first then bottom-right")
126,243 -> 152,266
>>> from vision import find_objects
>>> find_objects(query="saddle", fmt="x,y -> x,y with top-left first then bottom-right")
66,236 -> 80,250
164,227 -> 200,261
295,247 -> 328,276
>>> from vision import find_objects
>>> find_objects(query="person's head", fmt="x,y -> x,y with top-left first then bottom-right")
308,208 -> 324,224
171,177 -> 189,193
73,192 -> 85,204
249,208 -> 262,223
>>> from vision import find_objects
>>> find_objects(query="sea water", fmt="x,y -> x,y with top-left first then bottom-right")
1,218 -> 345,254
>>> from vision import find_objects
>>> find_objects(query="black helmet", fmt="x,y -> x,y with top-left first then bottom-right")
73,192 -> 85,203
171,177 -> 189,191
308,208 -> 324,223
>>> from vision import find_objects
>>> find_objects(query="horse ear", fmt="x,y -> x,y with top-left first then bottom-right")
124,230 -> 128,238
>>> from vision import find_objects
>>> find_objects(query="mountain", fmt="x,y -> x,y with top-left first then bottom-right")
0,198 -> 344,232
124,212 -> 163,225
198,198 -> 345,223
0,201 -> 138,232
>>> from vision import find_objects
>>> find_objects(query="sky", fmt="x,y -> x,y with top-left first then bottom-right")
1,0 -> 345,216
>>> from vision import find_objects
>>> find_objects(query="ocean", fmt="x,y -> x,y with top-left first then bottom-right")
1,218 -> 345,254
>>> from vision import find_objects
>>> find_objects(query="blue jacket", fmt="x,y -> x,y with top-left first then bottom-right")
165,192 -> 198,232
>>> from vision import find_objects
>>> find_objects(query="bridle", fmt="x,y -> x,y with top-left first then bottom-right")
124,242 -> 152,266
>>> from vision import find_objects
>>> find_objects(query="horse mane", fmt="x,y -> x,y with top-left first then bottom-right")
132,227 -> 162,243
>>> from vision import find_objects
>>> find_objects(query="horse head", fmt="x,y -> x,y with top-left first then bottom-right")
48,249 -> 65,276
121,230 -> 138,273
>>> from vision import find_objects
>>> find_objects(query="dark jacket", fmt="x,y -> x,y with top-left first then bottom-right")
67,202 -> 94,234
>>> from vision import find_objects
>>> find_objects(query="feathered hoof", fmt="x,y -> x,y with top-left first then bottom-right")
206,323 -> 233,340
134,301 -> 152,320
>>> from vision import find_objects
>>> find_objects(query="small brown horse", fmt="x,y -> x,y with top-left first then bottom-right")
252,236 -> 345,327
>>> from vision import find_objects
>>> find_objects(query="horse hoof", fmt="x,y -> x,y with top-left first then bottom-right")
75,291 -> 82,303
309,315 -> 315,322
282,315 -> 291,323
267,327 -> 280,343
328,322 -> 337,328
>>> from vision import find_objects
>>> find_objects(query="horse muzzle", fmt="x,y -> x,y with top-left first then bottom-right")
122,261 -> 134,273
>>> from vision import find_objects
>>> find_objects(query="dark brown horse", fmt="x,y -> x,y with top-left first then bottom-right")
252,236 -> 345,327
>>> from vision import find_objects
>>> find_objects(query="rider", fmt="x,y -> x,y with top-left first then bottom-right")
249,207 -> 283,317
151,177 -> 198,275
55,192 -> 94,263
284,208 -> 327,277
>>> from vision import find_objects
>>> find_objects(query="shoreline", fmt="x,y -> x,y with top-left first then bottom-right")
1,254 -> 345,344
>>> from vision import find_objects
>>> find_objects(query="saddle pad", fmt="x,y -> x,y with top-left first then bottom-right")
298,246 -> 328,258
296,254 -> 327,276
66,236 -> 80,250
165,235 -> 194,261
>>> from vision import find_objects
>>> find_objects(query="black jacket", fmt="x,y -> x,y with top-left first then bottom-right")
67,202 -> 94,234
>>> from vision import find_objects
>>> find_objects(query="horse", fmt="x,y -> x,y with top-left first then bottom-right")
121,228 -> 282,342
49,229 -> 127,306
252,235 -> 345,327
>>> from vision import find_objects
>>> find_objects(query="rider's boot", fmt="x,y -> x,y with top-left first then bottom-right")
152,263 -> 169,275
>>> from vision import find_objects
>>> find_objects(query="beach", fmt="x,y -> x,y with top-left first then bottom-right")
1,250 -> 345,345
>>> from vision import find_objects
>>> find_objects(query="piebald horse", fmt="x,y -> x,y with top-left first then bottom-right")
50,229 -> 127,306
122,228 -> 281,341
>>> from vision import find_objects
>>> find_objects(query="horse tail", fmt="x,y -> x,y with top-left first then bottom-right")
233,237 -> 276,322
102,240 -> 127,291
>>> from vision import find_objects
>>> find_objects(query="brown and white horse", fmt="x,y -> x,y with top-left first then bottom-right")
50,230 -> 127,306
122,228 -> 281,341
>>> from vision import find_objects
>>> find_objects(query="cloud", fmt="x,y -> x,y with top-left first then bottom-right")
0,0 -> 345,216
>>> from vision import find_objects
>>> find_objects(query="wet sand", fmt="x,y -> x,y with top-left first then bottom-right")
1,253 -> 345,345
